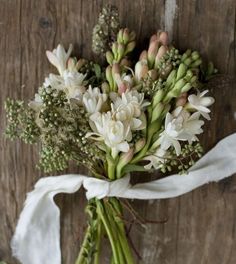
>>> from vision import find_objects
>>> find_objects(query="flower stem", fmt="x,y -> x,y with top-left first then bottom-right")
96,199 -> 120,264
75,225 -> 91,264
94,218 -> 102,264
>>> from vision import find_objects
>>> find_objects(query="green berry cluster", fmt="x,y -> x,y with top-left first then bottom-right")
140,76 -> 164,98
38,146 -> 69,172
5,98 -> 40,144
159,142 -> 203,174
157,47 -> 182,77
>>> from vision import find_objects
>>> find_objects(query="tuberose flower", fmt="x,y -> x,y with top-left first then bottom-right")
143,148 -> 166,170
83,86 -> 107,114
111,89 -> 149,131
87,112 -> 131,158
159,107 -> 204,155
43,70 -> 86,101
46,44 -> 73,75
187,90 -> 215,120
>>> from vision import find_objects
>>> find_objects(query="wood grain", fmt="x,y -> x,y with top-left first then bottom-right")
0,0 -> 236,263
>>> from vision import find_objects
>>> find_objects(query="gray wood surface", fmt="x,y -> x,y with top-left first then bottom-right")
0,0 -> 236,263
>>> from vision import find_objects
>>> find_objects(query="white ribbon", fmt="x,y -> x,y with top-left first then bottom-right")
12,133 -> 236,264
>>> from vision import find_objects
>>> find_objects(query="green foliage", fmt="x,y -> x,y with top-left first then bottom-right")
4,98 -> 40,144
159,142 -> 204,174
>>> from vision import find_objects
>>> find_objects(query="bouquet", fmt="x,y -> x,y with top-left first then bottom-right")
5,5 -> 230,264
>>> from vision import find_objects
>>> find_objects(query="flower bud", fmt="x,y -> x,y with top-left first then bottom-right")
117,43 -> 125,60
106,66 -> 113,86
117,29 -> 124,43
67,57 -> 77,71
166,69 -> 177,88
122,28 -> 130,44
154,45 -> 168,68
129,31 -> 136,42
135,60 -> 149,81
117,149 -> 134,177
176,93 -> 187,106
181,83 -> 192,93
148,40 -> 158,67
152,89 -> 165,107
112,42 -> 118,57
191,51 -> 200,61
139,50 -> 148,60
76,59 -> 86,71
176,63 -> 188,81
151,103 -> 164,122
150,34 -> 158,43
134,138 -> 146,153
106,51 -> 114,65
191,58 -> 202,68
173,78 -> 186,92
184,57 -> 192,66
112,63 -> 120,75
181,49 -> 192,61
148,69 -> 158,80
125,41 -> 136,54
159,31 -> 169,45
120,58 -> 131,67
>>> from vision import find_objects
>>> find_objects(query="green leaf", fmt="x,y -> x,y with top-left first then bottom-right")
122,164 -> 147,174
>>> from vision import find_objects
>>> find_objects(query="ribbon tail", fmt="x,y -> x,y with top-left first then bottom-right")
117,133 -> 236,199
11,174 -> 86,264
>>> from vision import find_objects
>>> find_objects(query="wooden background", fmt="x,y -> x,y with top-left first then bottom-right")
1,0 -> 236,263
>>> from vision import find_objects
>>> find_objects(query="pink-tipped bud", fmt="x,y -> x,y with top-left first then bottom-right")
150,34 -> 158,43
76,59 -> 86,71
135,60 -> 149,81
112,63 -> 120,75
176,93 -> 188,107
159,31 -> 169,46
139,50 -> 148,60
148,69 -> 158,80
123,28 -> 130,44
120,58 -> 131,67
154,45 -> 168,68
134,139 -> 146,153
67,57 -> 77,71
148,40 -> 159,66
117,81 -> 128,94
120,148 -> 134,165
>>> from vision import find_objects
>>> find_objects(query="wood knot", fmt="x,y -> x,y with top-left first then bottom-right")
39,17 -> 52,29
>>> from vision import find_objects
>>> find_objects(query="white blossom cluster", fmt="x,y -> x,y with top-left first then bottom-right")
32,44 -> 215,169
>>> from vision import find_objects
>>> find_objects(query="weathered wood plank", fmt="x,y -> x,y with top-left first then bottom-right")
0,0 -> 236,263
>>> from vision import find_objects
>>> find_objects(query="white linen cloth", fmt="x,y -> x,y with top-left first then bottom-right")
12,133 -> 236,264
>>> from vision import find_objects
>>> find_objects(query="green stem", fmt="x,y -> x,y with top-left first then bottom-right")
96,200 -> 120,264
94,217 -> 102,264
75,225 -> 91,264
109,199 -> 135,264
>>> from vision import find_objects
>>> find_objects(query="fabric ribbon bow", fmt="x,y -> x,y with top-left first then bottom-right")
12,133 -> 236,264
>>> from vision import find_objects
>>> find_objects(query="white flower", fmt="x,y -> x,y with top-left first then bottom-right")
83,86 -> 107,114
46,44 -> 73,75
111,90 -> 149,130
159,107 -> 204,155
187,90 -> 215,120
43,70 -> 86,101
143,148 -> 166,170
87,112 -> 131,158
